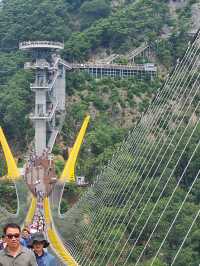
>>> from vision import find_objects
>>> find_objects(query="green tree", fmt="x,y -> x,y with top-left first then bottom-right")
80,0 -> 111,29
0,0 -> 71,49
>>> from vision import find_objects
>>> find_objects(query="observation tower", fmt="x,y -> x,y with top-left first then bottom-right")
19,41 -> 71,156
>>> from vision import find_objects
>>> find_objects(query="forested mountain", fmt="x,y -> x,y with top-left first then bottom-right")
0,0 -> 197,172
0,1 -> 200,264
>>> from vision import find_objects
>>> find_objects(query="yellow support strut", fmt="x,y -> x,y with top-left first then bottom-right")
44,197 -> 78,266
60,115 -> 90,182
25,197 -> 37,225
0,127 -> 20,180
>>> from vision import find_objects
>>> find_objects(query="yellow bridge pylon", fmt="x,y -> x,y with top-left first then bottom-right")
0,127 -> 20,180
60,115 -> 90,182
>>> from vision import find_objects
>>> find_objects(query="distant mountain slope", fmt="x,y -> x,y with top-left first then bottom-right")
0,0 -> 199,179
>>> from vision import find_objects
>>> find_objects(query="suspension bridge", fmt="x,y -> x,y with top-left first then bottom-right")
0,30 -> 200,265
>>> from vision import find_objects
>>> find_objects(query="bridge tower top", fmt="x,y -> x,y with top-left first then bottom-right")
19,41 -> 64,51
19,41 -> 64,61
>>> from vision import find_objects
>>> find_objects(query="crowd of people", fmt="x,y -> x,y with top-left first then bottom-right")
0,223 -> 59,266
30,214 -> 45,234
25,148 -> 57,197
29,195 -> 46,234
3,148 -> 61,265
26,148 -> 51,170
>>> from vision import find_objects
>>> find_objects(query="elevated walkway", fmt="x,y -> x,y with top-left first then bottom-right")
71,62 -> 157,79
96,53 -> 120,64
22,41 -> 156,80
125,42 -> 149,61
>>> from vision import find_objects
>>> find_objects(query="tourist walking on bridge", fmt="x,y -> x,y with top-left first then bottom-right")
0,235 -> 6,250
20,227 -> 32,248
0,223 -> 37,266
29,232 -> 58,266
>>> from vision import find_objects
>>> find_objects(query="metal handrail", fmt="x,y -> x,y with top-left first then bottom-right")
19,41 -> 64,50
71,63 -> 157,71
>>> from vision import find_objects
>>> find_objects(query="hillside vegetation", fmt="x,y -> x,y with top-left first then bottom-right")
0,0 -> 196,156
0,0 -> 199,264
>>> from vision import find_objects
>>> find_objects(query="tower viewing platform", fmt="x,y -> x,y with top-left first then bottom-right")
19,41 -> 64,50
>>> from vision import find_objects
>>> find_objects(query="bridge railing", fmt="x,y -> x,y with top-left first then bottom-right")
19,41 -> 64,50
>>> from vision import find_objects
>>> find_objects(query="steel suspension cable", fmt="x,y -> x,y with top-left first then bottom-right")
171,208 -> 200,265
123,119 -> 200,265
134,137 -> 200,266
85,43 -> 200,264
79,51 -> 197,262
106,68 -> 200,265
150,169 -> 200,265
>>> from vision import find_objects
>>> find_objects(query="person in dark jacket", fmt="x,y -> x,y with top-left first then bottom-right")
29,232 -> 58,266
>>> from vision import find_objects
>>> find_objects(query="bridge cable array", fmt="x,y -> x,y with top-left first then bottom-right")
49,32 -> 200,265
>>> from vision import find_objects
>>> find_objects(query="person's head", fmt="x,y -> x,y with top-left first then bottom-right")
29,232 -> 49,255
32,241 -> 44,255
22,228 -> 30,239
3,223 -> 21,250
